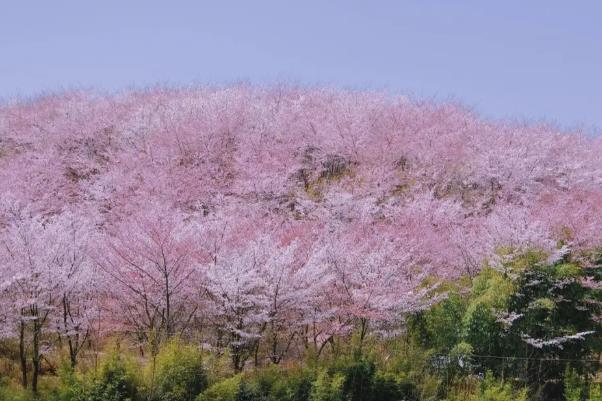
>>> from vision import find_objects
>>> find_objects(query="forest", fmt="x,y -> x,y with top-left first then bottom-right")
0,86 -> 600,400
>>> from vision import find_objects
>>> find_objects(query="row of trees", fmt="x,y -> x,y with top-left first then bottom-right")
2,236 -> 598,401
1,205 -> 600,396
0,206 -> 445,391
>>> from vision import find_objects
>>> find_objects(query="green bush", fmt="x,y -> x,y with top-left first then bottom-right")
589,383 -> 602,401
269,369 -> 313,401
424,293 -> 467,352
476,372 -> 526,401
45,365 -> 83,401
309,370 -> 344,401
565,366 -> 583,401
197,366 -> 314,401
339,357 -> 376,401
150,339 -> 207,401
197,374 -> 242,401
372,372 -> 413,401
80,351 -> 141,401
235,380 -> 261,401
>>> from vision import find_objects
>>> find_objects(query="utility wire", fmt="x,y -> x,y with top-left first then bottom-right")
434,354 -> 601,363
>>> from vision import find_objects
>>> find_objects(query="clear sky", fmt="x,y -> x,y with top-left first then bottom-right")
1,1 -> 601,133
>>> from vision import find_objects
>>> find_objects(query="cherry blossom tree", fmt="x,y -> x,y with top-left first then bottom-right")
50,211 -> 99,368
0,212 -> 64,393
315,222 -> 443,349
203,237 -> 269,372
94,205 -> 201,350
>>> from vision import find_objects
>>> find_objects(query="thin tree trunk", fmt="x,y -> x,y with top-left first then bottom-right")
19,320 -> 27,389
63,295 -> 80,368
68,335 -> 78,368
358,318 -> 369,353
232,344 -> 242,373
254,340 -> 260,368
32,318 -> 40,395
164,271 -> 172,337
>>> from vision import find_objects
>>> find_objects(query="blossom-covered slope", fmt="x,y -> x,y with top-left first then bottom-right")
0,86 -> 600,354
2,87 -> 600,256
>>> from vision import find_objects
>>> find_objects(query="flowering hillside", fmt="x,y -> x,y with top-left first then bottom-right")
0,87 -> 600,397
2,87 -> 600,257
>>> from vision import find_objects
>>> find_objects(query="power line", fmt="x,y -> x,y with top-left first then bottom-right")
434,354 -> 601,363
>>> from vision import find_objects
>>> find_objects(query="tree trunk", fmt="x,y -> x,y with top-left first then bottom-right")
64,296 -> 83,368
270,332 -> 279,364
32,318 -> 40,395
19,320 -> 27,389
254,340 -> 260,368
69,338 -> 78,368
232,344 -> 242,373
358,318 -> 369,353
164,271 -> 172,337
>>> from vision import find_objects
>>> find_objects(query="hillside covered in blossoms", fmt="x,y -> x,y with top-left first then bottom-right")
0,87 -> 600,400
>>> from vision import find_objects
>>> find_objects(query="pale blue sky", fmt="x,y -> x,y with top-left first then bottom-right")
1,1 -> 600,133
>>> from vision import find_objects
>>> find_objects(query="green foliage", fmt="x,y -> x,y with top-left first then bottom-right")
50,348 -> 142,401
197,375 -> 242,401
268,367 -> 313,401
197,366 -> 315,401
501,254 -> 601,388
564,366 -> 583,401
202,350 -> 233,386
199,357 -> 415,401
411,250 -> 601,399
425,294 -> 467,352
449,252 -> 602,392
235,380 -> 259,401
589,383 -> 602,401
336,357 -> 376,401
0,378 -> 33,401
45,365 -> 84,401
470,267 -> 514,309
444,373 -> 527,401
309,370 -> 344,401
461,301 -> 501,358
460,267 -> 512,361
562,366 -> 602,401
476,373 -> 527,401
88,350 -> 141,401
150,339 -> 207,401
371,372 -> 410,401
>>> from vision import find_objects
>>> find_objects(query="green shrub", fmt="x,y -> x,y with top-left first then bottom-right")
309,370 -> 344,401
417,374 -> 440,401
462,302 -> 501,359
45,365 -> 84,401
248,365 -> 279,398
198,366 -> 313,401
269,367 -> 313,401
476,372 -> 527,401
565,366 -> 583,401
588,383 -> 602,401
372,372 -> 412,401
150,339 -> 207,401
338,357 -> 375,401
424,293 -> 467,352
80,351 -> 141,401
201,350 -> 232,385
235,380 -> 260,401
197,374 -> 242,401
